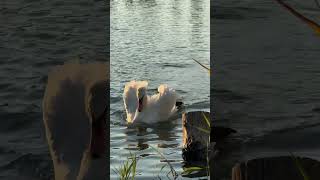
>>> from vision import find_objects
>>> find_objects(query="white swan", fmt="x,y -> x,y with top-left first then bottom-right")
123,81 -> 178,124
42,62 -> 108,180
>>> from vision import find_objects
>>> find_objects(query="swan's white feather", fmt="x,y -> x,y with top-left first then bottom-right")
123,81 -> 148,123
123,81 -> 178,124
43,62 -> 108,180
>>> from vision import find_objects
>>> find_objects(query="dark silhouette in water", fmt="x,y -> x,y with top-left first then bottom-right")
211,126 -> 237,143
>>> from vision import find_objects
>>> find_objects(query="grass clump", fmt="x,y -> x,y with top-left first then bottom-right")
113,152 -> 138,180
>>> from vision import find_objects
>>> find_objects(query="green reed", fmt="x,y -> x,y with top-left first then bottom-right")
113,152 -> 138,180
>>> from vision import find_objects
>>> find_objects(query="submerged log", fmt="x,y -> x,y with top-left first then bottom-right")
232,156 -> 320,180
182,111 -> 236,162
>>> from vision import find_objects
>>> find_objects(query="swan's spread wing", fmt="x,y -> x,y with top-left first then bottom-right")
123,81 -> 148,123
124,80 -> 148,90
123,85 -> 137,123
154,84 -> 177,118
43,63 -> 108,179
136,80 -> 148,89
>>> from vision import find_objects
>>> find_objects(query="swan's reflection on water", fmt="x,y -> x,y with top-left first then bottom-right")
124,121 -> 181,151
110,102 -> 210,179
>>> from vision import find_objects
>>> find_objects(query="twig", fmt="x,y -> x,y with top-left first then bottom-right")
192,58 -> 210,72
275,0 -> 320,35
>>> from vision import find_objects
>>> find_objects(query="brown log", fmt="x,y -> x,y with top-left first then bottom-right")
232,156 -> 320,180
182,111 -> 236,162
182,111 -> 211,162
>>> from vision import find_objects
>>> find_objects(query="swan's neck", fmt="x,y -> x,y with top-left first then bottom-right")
142,95 -> 148,108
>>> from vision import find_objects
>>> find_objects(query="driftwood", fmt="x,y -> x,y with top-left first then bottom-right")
182,111 -> 236,162
232,156 -> 320,180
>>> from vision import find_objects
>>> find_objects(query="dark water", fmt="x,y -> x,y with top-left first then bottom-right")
0,0 -> 107,179
110,0 -> 209,179
212,0 -> 320,179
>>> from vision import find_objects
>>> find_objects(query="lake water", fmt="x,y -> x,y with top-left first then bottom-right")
212,0 -> 320,179
0,0 -> 107,179
5,0 -> 318,179
110,0 -> 210,179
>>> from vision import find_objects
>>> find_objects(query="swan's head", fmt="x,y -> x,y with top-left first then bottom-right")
123,81 -> 148,122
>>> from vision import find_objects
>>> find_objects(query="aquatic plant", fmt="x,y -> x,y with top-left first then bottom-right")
181,166 -> 204,175
150,145 -> 179,180
113,152 -> 138,180
192,61 -> 213,178
203,112 -> 211,178
151,144 -> 209,179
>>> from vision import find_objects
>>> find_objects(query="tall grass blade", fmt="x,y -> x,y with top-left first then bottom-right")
182,166 -> 204,175
150,145 -> 178,179
290,153 -> 310,180
201,112 -> 211,128
195,126 -> 210,134
114,153 -> 138,180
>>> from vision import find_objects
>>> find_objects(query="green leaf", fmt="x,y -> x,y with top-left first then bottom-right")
201,112 -> 211,128
182,166 -> 204,175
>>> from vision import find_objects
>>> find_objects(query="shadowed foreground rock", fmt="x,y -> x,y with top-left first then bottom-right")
232,156 -> 320,180
182,111 -> 236,162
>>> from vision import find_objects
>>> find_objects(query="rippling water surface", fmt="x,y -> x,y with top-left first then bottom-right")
110,0 -> 209,179
212,0 -> 320,179
0,0 -> 107,179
